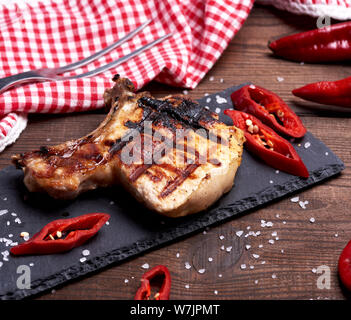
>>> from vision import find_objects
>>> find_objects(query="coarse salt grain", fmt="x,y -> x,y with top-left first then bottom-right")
215,107 -> 221,114
226,246 -> 232,253
214,290 -> 218,295
310,217 -> 315,223
291,196 -> 299,203
219,235 -> 225,240
272,274 -> 277,279
209,76 -> 214,81
240,264 -> 246,270
304,142 -> 311,149
206,98 -> 211,103
208,257 -> 213,262
246,245 -> 251,250
312,268 -> 317,273
215,95 -> 227,104
272,231 -> 277,237
266,222 -> 273,227
198,268 -> 206,274
185,262 -> 191,270
277,76 -> 284,82
269,180 -> 273,184
0,209 -> 8,216
299,201 -> 308,209
185,284 -> 190,289
141,263 -> 150,269
218,274 -> 223,278
236,230 -> 243,237
183,90 -> 189,95
259,244 -> 263,248
82,249 -> 90,256
253,254 -> 260,259
176,253 -> 180,258
124,279 -> 129,283
268,239 -> 275,244
220,245 -> 225,251
79,257 -> 86,263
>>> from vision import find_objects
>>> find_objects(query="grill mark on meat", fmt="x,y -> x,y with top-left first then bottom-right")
160,163 -> 200,198
138,97 -> 216,130
108,96 -> 227,196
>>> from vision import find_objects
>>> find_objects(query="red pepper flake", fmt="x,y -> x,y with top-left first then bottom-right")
134,265 -> 171,300
224,110 -> 309,178
10,213 -> 110,256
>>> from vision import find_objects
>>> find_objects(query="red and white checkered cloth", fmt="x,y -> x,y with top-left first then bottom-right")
1,0 -> 351,153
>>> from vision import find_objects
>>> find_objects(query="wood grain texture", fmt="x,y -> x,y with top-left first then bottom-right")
1,5 -> 350,300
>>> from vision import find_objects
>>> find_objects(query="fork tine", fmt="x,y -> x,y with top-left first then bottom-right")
63,33 -> 173,80
56,19 -> 152,74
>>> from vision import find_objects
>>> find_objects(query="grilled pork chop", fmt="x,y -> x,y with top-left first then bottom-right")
12,75 -> 245,217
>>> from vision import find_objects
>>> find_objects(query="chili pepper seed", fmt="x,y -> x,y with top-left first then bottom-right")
20,232 -> 29,238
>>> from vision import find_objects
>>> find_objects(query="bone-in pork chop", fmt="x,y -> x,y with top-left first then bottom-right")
12,75 -> 245,217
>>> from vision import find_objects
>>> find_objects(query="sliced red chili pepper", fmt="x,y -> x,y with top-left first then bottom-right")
135,265 -> 171,300
231,85 -> 306,138
269,21 -> 351,63
293,76 -> 351,108
224,109 -> 309,178
338,239 -> 351,291
10,212 -> 110,255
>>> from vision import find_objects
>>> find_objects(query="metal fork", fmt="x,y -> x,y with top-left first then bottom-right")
0,19 -> 172,94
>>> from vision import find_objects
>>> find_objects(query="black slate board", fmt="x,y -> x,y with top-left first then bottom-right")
0,84 -> 344,300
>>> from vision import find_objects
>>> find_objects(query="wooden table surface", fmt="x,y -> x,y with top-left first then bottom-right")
1,5 -> 350,300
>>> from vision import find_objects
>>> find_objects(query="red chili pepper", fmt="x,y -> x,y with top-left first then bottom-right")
10,213 -> 110,255
224,110 -> 309,178
231,85 -> 306,138
292,76 -> 351,108
134,265 -> 171,300
269,21 -> 351,63
338,239 -> 351,291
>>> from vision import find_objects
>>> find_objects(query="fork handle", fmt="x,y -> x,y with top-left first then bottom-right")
0,71 -> 45,94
